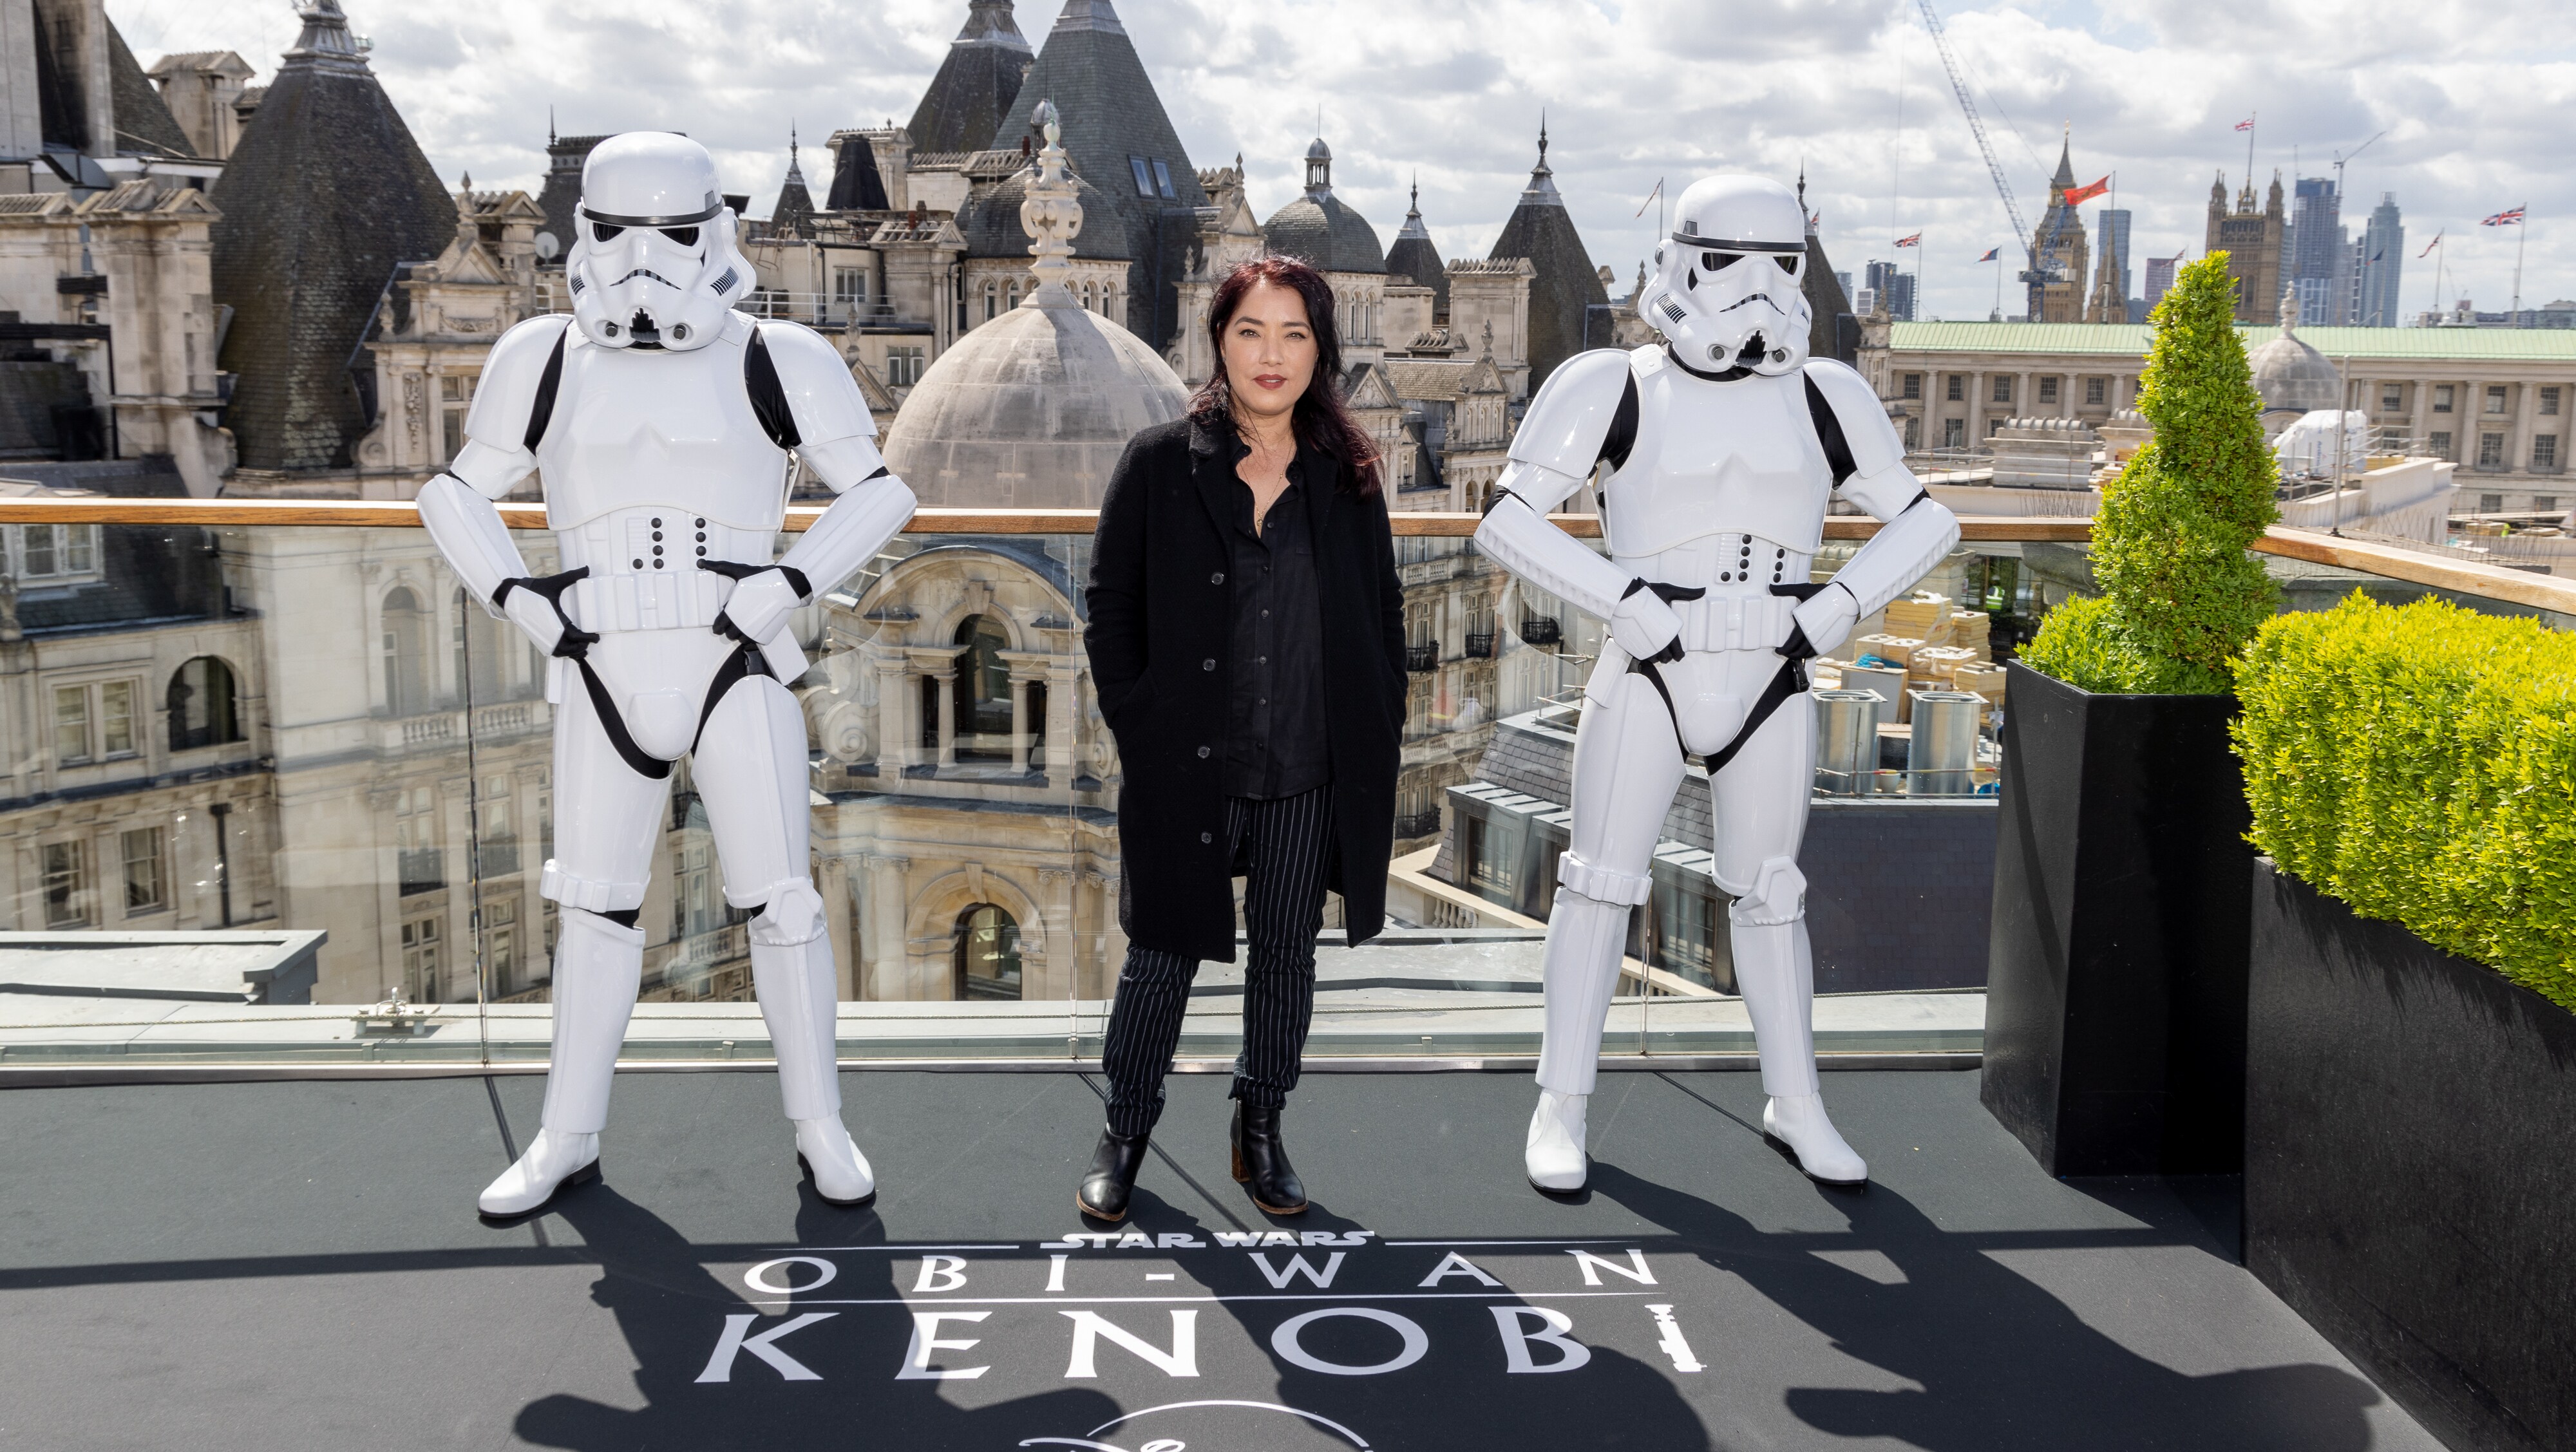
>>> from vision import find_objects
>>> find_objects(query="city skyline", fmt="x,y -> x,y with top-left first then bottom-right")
95,0 -> 2576,323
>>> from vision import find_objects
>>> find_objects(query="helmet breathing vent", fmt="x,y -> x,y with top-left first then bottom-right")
1658,296 -> 1688,324
710,266 -> 739,296
568,273 -> 585,294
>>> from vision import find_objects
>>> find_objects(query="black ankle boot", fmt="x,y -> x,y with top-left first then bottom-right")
1077,1127 -> 1150,1221
1231,1102 -> 1307,1214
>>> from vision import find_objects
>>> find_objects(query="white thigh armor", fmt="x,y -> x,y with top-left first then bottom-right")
1475,173 -> 1960,1118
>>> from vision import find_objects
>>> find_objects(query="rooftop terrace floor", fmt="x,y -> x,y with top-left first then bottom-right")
0,1068 -> 2438,1449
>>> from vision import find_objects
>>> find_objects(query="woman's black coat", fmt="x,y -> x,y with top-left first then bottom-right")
1086,415 -> 1408,963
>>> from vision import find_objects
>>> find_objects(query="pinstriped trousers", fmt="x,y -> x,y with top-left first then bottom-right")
1101,784 -> 1336,1138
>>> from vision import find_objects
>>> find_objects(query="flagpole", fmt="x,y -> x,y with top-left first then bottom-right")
2244,110 -> 2257,193
1992,251 -> 2002,320
2513,211 -> 2526,319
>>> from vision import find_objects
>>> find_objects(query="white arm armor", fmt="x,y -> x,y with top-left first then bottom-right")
1805,359 -> 1962,620
417,315 -> 572,614
756,321 -> 918,600
1474,348 -> 1642,623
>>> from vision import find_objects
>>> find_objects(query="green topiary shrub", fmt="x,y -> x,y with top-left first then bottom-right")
2234,592 -> 2576,1012
2020,252 -> 2279,695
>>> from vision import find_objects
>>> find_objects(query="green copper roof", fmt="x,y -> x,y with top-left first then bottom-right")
1888,321 -> 2576,363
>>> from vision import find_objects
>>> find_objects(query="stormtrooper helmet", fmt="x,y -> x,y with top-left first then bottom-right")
1636,174 -> 1813,377
565,132 -> 750,352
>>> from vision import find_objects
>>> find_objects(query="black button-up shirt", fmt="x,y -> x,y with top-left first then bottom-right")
1224,439 -> 1332,799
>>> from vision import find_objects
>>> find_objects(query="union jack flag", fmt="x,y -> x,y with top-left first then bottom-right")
1895,232 -> 1922,248
2481,207 -> 2526,227
2233,117 -> 2255,132
1976,247 -> 2000,262
2420,232 -> 2443,256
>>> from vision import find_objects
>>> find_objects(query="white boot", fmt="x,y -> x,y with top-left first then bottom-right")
478,1127 -> 600,1216
794,1117 -> 876,1205
1525,1089 -> 1590,1191
1763,1093 -> 1868,1184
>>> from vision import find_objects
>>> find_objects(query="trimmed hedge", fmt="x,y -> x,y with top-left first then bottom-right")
2022,252 -> 2278,694
2233,593 -> 2576,1012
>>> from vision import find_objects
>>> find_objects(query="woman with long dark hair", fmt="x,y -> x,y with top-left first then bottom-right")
1077,257 -> 1408,1220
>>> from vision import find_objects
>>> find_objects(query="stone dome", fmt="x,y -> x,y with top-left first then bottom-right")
2248,310 -> 2342,417
1264,193 -> 1387,275
880,283 -> 1188,509
957,166 -> 1130,262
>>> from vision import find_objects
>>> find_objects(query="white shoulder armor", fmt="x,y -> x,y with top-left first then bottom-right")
1506,347 -> 1640,478
460,313 -> 576,459
753,318 -> 875,446
1802,357 -> 1919,517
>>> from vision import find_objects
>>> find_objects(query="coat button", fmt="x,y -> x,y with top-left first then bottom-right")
1202,658 -> 1216,670
1197,745 -> 1211,758
1200,831 -> 1213,844
1211,571 -> 1225,584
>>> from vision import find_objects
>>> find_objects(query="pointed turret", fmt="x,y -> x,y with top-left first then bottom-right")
1488,118 -> 1606,390
209,0 -> 456,473
905,1 -> 1033,155
987,0 -> 1206,346
770,128 -> 815,237
1385,177 -> 1449,319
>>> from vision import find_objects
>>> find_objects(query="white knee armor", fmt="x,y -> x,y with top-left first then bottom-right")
422,133 -> 911,1214
1481,173 -> 1960,1192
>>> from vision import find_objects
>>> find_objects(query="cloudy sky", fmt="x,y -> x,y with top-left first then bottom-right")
115,0 -> 2576,323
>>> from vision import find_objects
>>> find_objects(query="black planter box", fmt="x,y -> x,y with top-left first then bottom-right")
2247,861 -> 2576,1452
1982,661 -> 2254,1174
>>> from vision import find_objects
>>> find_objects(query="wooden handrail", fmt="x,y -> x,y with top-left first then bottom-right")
1,496 -> 2561,613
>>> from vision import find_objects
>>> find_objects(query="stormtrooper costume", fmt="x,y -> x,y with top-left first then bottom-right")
417,133 -> 918,1215
1474,175 -> 1959,1191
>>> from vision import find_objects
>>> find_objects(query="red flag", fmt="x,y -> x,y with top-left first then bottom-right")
1895,232 -> 1922,248
2061,175 -> 2111,206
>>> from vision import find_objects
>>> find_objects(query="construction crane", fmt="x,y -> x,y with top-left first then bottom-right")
1915,0 -> 2052,318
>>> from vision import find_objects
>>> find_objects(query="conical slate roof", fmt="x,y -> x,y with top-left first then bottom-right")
770,134 -> 815,236
987,1 -> 1206,348
826,133 -> 889,211
1385,179 -> 1448,315
1488,123 -> 1606,390
1262,139 -> 1384,274
906,1 -> 1033,155
210,0 -> 457,473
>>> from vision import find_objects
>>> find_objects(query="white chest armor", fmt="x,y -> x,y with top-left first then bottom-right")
538,321 -> 792,535
1600,354 -> 1832,563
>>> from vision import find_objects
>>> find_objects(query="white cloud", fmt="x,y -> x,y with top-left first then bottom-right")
111,0 -> 2576,320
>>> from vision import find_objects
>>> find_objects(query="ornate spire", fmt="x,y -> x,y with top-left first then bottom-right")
1018,99 -> 1083,297
283,0 -> 372,75
1303,136 -> 1332,200
1520,115 -> 1562,206
785,124 -> 804,187
1396,174 -> 1430,241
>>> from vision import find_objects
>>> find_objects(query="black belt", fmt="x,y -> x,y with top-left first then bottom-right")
492,567 -> 771,780
1627,581 -> 1829,774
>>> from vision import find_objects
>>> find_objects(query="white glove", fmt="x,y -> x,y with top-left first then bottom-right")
1609,585 -> 1685,662
1789,584 -> 1861,659
718,568 -> 804,647
501,587 -> 569,655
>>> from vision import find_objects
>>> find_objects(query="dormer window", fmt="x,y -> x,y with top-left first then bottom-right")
1152,160 -> 1175,199
1128,156 -> 1155,198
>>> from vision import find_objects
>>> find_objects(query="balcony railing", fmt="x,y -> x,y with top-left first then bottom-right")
0,496 -> 2564,1074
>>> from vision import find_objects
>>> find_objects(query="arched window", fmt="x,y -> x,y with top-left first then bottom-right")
952,903 -> 1022,1000
166,656 -> 242,751
381,587 -> 429,716
452,587 -> 506,704
951,614 -> 1013,762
